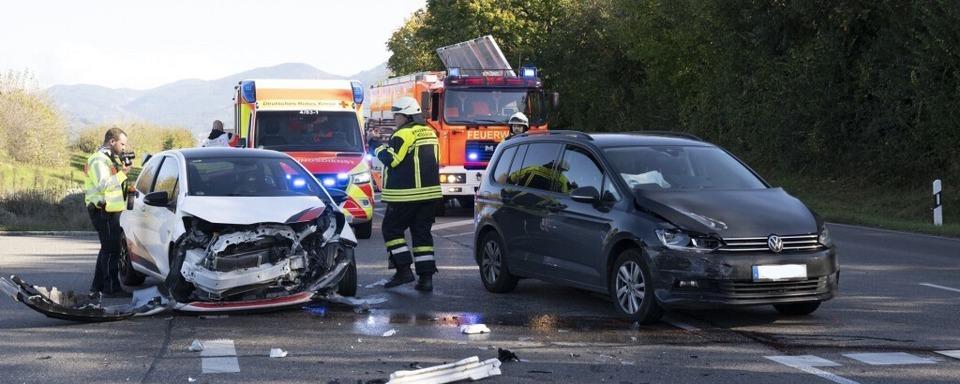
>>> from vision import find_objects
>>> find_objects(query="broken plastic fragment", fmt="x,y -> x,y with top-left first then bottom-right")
269,348 -> 288,358
387,356 -> 501,384
460,324 -> 491,334
497,348 -> 519,363
382,329 -> 397,337
188,377 -> 197,383
189,340 -> 204,352
365,278 -> 389,288
322,294 -> 389,307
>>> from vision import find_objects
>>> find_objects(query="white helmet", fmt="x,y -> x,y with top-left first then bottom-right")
391,96 -> 422,116
508,112 -> 529,127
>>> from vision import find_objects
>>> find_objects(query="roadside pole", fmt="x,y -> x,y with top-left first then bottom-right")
933,179 -> 942,226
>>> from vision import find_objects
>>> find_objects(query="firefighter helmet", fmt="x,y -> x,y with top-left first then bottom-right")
508,112 -> 529,127
391,96 -> 422,116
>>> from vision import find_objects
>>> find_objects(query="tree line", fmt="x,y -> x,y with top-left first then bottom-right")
386,0 -> 960,187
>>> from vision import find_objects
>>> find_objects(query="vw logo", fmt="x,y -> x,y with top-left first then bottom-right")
767,235 -> 784,253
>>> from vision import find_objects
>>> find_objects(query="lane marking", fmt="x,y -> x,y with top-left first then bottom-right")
661,315 -> 700,332
935,350 -> 960,360
432,219 -> 474,231
919,282 -> 960,294
442,231 -> 474,238
766,356 -> 860,384
842,352 -> 937,365
200,339 -> 240,374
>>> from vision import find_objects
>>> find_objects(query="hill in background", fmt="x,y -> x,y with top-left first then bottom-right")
47,62 -> 390,138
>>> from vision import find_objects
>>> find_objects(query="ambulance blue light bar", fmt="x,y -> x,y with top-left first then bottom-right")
520,66 -> 537,78
448,67 -> 461,77
351,81 -> 364,104
240,81 -> 256,103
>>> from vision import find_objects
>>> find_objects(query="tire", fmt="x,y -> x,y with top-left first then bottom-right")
118,233 -> 146,287
353,221 -> 372,239
166,246 -> 194,302
337,258 -> 358,297
609,249 -> 663,324
773,301 -> 821,316
478,231 -> 518,293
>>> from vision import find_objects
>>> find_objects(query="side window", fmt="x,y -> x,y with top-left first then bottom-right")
153,156 -> 180,205
505,145 -> 528,186
492,145 -> 518,185
136,157 -> 163,193
603,177 -> 622,201
508,143 -> 562,191
557,145 -> 604,195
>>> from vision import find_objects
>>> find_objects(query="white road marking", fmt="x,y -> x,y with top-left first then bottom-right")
432,219 -> 474,231
842,352 -> 937,365
200,339 -> 240,374
765,355 -> 860,384
919,282 -> 960,294
661,315 -> 700,332
935,350 -> 960,360
442,231 -> 474,238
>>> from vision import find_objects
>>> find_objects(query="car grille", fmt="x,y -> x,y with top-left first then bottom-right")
719,234 -> 823,252
718,277 -> 827,299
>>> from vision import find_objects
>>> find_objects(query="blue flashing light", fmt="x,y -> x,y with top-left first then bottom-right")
364,154 -> 373,162
468,152 -> 479,161
337,173 -> 349,180
292,178 -> 306,188
240,80 -> 256,103
350,81 -> 364,104
323,178 -> 336,187
285,174 -> 291,179
520,66 -> 537,78
448,67 -> 461,77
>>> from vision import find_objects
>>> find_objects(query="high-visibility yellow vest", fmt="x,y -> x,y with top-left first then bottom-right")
84,150 -> 127,212
375,123 -> 442,202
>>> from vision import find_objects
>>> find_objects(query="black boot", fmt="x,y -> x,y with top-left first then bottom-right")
384,267 -> 415,288
415,273 -> 433,292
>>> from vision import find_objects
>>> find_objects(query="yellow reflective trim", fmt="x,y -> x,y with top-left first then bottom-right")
412,246 -> 434,253
386,238 -> 406,247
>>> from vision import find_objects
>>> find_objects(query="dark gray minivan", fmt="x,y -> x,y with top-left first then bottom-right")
473,131 -> 838,323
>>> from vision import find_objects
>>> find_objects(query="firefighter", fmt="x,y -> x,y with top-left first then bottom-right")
200,120 -> 238,147
375,96 -> 442,291
84,127 -> 131,296
506,112 -> 529,139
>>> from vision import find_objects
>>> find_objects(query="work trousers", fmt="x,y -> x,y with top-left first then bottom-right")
382,200 -> 438,275
88,205 -> 122,293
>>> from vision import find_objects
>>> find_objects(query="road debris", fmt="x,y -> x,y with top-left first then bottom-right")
189,340 -> 205,352
387,356 -> 501,384
528,370 -> 552,374
188,377 -> 197,383
269,348 -> 288,358
460,324 -> 491,334
497,348 -> 519,363
365,279 -> 389,288
383,329 -> 398,337
37,355 -> 52,360
199,315 -> 228,319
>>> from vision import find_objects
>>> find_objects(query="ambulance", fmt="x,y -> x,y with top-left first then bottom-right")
234,79 -> 374,238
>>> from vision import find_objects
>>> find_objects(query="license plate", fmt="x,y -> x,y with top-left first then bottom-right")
752,264 -> 807,282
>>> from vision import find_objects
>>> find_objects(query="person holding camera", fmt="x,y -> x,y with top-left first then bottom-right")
83,127 -> 131,296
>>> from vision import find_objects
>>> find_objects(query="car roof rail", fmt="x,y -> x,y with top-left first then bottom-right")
508,130 -> 593,141
625,130 -> 702,141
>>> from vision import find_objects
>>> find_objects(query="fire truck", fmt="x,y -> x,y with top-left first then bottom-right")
366,36 -> 558,213
234,79 -> 375,238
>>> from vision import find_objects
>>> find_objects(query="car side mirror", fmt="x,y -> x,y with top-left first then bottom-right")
570,186 -> 600,204
548,91 -> 560,111
143,191 -> 169,207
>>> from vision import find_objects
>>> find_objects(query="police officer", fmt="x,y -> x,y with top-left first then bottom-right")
375,97 -> 442,291
84,127 -> 130,296
506,112 -> 529,139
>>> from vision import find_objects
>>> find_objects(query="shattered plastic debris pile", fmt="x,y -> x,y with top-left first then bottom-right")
386,356 -> 502,384
0,275 -> 168,322
460,324 -> 491,334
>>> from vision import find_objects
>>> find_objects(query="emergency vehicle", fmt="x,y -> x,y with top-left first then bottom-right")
367,37 -> 558,213
234,79 -> 375,238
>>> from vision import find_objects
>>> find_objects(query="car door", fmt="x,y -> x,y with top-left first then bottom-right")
502,142 -> 563,275
544,144 -> 618,288
124,155 -> 163,275
142,155 -> 182,276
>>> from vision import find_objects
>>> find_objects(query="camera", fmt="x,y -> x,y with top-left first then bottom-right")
119,150 -> 136,167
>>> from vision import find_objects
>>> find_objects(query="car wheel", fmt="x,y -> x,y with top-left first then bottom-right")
353,221 -> 372,239
773,301 -> 821,316
478,231 -> 518,293
337,258 -> 358,297
118,233 -> 146,287
166,246 -> 194,302
609,249 -> 663,324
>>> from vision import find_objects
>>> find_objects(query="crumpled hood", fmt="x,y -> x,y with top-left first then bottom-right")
635,188 -> 820,238
180,196 -> 328,225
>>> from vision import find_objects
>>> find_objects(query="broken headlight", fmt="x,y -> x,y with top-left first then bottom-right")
818,225 -> 833,247
655,229 -> 721,253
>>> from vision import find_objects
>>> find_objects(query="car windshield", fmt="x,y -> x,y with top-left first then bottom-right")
604,146 -> 767,191
185,156 -> 333,202
255,110 -> 363,152
444,89 -> 546,125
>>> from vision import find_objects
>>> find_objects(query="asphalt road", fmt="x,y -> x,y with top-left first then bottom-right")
1,206 -> 959,384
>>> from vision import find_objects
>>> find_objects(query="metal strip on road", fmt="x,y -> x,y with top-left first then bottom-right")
765,356 -> 861,384
919,282 -> 960,294
200,339 -> 240,374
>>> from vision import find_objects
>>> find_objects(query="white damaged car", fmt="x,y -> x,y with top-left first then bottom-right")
1,148 -> 359,321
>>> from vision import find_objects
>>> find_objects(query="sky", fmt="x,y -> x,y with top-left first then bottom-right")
0,0 -> 425,89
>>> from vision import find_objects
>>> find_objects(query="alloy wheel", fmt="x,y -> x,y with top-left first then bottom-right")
615,261 -> 645,314
481,240 -> 501,283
